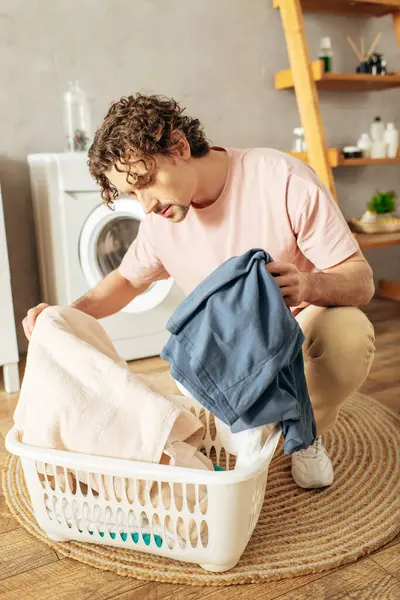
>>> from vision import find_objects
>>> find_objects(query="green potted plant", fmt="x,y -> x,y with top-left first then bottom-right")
355,189 -> 400,232
367,190 -> 397,217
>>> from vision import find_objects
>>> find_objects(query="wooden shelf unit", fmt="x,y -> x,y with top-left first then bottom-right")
274,0 -> 400,300
276,60 -> 400,91
274,0 -> 400,17
354,232 -> 400,249
337,154 -> 400,166
290,148 -> 400,167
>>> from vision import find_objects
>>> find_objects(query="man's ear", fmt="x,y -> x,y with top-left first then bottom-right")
170,131 -> 191,160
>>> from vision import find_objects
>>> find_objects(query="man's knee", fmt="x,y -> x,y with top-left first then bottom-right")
304,307 -> 375,382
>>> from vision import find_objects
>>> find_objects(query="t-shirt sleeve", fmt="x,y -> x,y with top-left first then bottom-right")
288,172 -> 360,270
119,215 -> 170,285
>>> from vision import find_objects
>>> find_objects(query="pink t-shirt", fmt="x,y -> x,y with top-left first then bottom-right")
119,147 -> 359,301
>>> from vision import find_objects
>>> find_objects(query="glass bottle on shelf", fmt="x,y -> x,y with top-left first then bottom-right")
64,80 -> 92,152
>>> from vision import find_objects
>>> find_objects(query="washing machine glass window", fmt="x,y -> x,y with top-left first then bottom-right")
79,198 -> 174,314
96,216 -> 140,276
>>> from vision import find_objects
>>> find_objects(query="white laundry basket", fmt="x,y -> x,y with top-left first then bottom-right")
5,401 -> 281,573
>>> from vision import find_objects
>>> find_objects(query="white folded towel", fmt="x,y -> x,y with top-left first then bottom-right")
14,307 -> 210,469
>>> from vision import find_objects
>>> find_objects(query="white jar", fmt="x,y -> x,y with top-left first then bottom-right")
384,123 -> 399,159
357,133 -> 372,158
370,117 -> 385,142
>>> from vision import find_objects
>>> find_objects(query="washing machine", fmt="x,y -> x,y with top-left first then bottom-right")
27,152 -> 184,360
0,183 -> 19,392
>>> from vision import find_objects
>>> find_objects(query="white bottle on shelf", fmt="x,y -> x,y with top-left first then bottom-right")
293,127 -> 307,152
357,133 -> 372,158
370,116 -> 385,142
370,141 -> 387,159
383,123 -> 399,158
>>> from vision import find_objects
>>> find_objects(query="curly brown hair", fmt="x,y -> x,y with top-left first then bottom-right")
88,93 -> 210,204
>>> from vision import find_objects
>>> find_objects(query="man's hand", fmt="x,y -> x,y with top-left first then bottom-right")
266,262 -> 309,307
22,303 -> 50,340
266,251 -> 374,309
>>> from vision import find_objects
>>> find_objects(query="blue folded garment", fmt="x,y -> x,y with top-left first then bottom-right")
161,249 -> 316,454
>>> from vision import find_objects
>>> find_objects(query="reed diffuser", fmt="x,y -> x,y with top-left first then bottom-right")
346,33 -> 385,74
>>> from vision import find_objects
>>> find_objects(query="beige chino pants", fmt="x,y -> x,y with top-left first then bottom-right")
295,306 -> 376,433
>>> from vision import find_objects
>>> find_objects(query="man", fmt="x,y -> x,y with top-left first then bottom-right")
24,93 -> 376,489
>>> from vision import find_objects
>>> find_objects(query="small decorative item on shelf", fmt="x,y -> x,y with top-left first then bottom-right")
370,117 -> 388,159
370,139 -> 387,159
360,210 -> 377,223
319,37 -> 333,73
342,146 -> 363,159
292,127 -> 307,152
346,33 -> 388,75
357,133 -> 372,158
384,123 -> 399,158
369,53 -> 383,75
370,116 -> 385,142
350,191 -> 400,233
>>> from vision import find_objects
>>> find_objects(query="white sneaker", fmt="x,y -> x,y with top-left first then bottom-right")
291,436 -> 334,489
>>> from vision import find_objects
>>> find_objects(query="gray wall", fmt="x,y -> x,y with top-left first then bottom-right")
0,0 -> 399,351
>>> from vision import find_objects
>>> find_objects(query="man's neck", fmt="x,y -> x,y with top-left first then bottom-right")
191,148 -> 228,209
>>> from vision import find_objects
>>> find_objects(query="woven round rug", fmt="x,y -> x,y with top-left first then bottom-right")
2,393 -> 400,586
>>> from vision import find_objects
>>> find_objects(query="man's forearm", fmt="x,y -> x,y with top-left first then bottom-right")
72,269 -> 148,319
303,263 -> 375,308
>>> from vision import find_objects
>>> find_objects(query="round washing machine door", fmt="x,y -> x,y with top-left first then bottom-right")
79,198 -> 174,314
